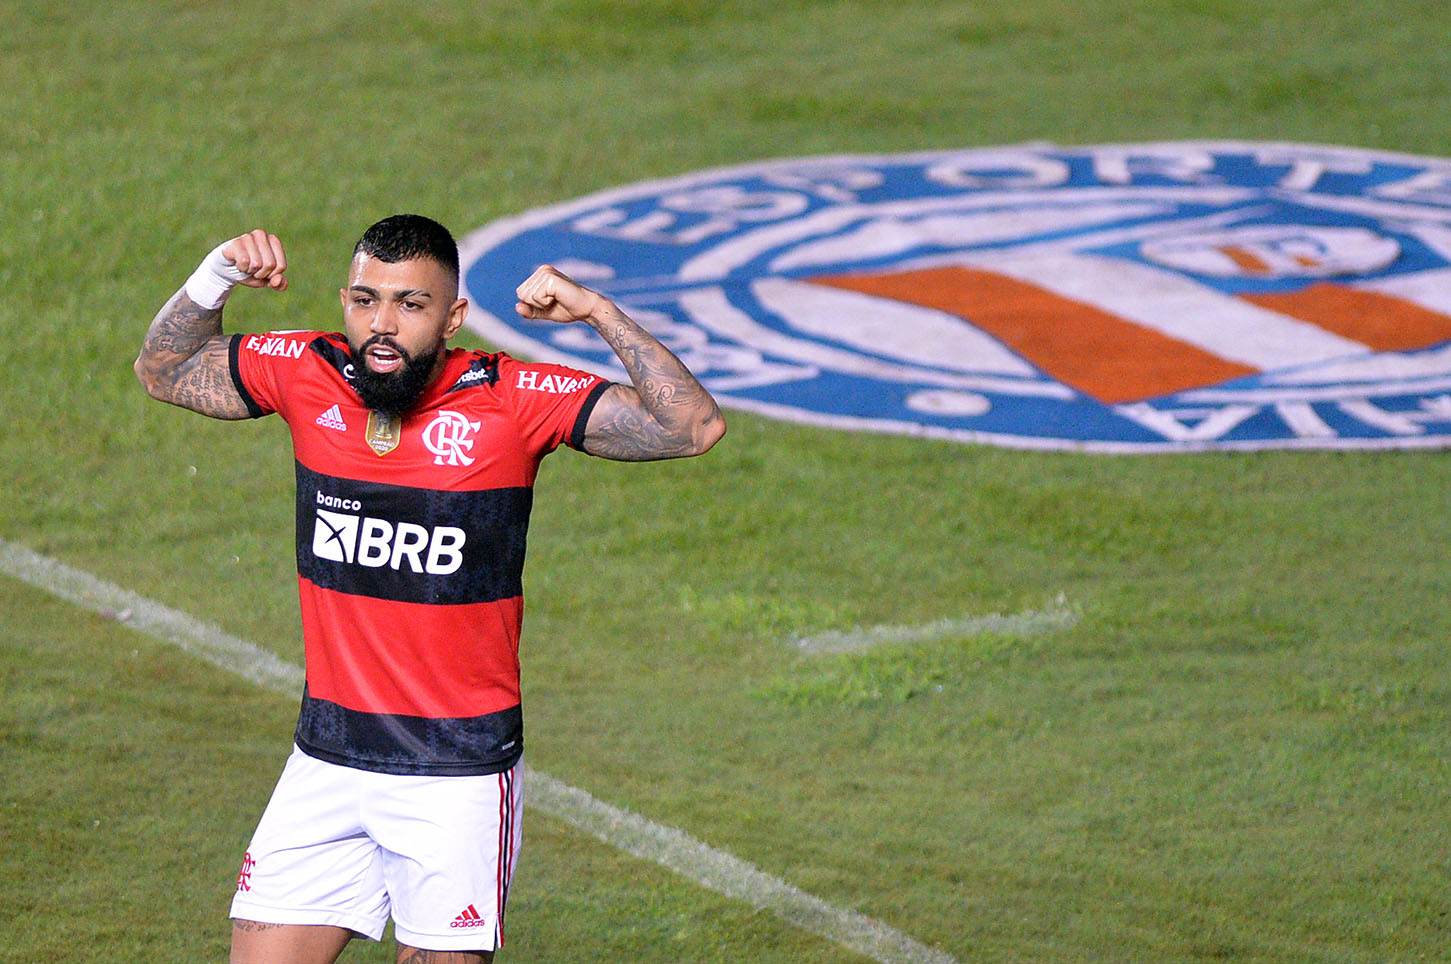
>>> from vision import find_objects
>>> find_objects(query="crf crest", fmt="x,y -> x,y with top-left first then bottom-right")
423,410 -> 482,466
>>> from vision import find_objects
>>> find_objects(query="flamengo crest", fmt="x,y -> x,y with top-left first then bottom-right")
458,141 -> 1451,452
423,410 -> 482,466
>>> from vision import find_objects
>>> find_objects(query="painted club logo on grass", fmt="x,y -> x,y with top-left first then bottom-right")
459,142 -> 1451,451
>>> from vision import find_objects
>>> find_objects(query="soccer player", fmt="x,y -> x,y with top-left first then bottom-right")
134,215 -> 725,963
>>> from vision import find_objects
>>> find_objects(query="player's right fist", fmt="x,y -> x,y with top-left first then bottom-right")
221,229 -> 289,290
514,265 -> 605,324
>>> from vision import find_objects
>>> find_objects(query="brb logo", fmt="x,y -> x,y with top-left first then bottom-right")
423,410 -> 482,466
459,142 -> 1451,451
311,492 -> 465,575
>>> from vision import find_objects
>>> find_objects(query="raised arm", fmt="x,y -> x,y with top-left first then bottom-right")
515,266 -> 725,461
135,229 -> 288,419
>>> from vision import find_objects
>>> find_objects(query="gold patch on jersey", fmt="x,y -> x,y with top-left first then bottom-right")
365,411 -> 401,456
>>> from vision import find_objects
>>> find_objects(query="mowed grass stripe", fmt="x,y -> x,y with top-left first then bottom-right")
794,595 -> 1078,654
0,538 -> 956,964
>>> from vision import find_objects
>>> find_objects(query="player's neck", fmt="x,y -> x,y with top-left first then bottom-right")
425,349 -> 450,387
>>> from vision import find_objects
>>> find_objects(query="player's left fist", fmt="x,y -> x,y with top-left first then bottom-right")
514,265 -> 605,324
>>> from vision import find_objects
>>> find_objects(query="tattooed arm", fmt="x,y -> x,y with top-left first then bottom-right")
134,230 -> 288,419
515,266 -> 725,461
134,290 -> 252,418
579,302 -> 727,460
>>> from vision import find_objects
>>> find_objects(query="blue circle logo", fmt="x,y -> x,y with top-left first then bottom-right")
460,142 -> 1451,451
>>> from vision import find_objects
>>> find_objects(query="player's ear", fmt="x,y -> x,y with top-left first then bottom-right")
339,287 -> 349,309
444,298 -> 469,338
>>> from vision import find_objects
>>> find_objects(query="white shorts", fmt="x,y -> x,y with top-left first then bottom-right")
230,746 -> 523,951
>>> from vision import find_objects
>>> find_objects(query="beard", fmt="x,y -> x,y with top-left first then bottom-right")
348,335 -> 442,418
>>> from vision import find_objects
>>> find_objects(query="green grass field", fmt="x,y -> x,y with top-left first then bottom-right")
3,1 -> 1450,960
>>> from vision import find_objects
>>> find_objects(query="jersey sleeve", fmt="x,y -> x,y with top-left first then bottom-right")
228,331 -> 320,420
496,354 -> 614,457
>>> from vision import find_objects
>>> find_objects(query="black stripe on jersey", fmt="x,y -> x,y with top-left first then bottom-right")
228,335 -> 267,419
446,354 -> 500,393
296,461 -> 532,605
294,686 -> 524,776
570,380 -> 615,451
308,335 -> 355,382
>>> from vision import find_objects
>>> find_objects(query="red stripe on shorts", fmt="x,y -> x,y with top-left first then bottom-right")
496,770 -> 507,946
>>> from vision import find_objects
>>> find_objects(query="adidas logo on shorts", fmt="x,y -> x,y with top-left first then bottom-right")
451,904 -> 488,928
315,404 -> 348,432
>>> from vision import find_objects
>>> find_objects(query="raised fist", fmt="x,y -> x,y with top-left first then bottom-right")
220,229 -> 289,291
514,265 -> 604,323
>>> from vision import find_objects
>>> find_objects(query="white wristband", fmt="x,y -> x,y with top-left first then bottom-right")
183,243 -> 252,310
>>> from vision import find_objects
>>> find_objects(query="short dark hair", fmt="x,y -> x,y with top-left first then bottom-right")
353,214 -> 459,281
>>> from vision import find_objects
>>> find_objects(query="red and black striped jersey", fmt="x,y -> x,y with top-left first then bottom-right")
229,330 -> 611,776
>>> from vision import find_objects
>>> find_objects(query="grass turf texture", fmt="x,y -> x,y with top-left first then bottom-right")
3,0 -> 1450,959
0,578 -> 850,962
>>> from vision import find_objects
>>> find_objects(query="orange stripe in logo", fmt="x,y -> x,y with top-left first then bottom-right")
1241,283 -> 1451,353
812,266 -> 1258,404
1219,245 -> 1274,274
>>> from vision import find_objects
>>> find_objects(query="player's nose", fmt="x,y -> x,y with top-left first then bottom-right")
369,304 -> 399,334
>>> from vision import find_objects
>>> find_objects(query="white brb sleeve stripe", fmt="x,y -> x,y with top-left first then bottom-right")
0,537 -> 956,964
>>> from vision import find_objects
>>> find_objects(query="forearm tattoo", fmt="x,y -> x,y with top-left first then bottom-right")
137,288 -> 251,419
585,305 -> 723,460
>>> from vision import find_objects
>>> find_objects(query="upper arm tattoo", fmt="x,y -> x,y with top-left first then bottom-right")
583,385 -> 702,461
580,303 -> 725,461
164,337 -> 252,419
137,288 -> 252,419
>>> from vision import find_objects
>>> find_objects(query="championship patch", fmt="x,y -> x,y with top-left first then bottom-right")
458,142 -> 1451,451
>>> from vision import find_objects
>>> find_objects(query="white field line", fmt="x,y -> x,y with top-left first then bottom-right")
795,596 -> 1078,655
0,540 -> 304,692
0,538 -> 956,964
